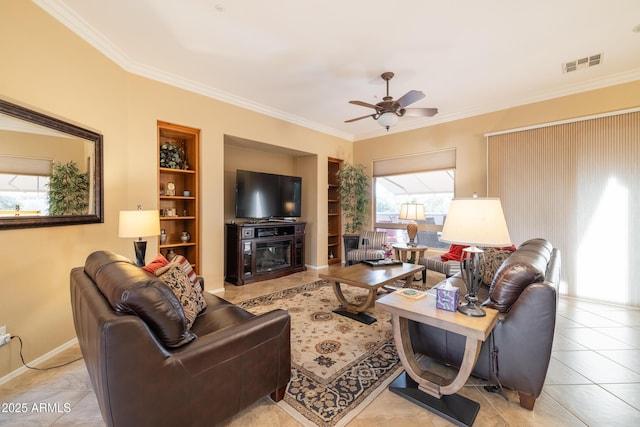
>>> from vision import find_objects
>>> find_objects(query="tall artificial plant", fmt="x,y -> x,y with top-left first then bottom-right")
47,161 -> 90,215
337,162 -> 369,234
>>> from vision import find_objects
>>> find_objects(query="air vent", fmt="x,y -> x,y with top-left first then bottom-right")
563,53 -> 603,73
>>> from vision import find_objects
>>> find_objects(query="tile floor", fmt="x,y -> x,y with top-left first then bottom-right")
1,267 -> 639,426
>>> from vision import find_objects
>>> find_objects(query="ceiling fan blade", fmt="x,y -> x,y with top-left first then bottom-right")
345,114 -> 376,123
396,90 -> 425,108
402,107 -> 439,117
349,100 -> 380,110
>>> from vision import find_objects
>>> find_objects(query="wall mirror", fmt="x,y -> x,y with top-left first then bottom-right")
0,99 -> 103,229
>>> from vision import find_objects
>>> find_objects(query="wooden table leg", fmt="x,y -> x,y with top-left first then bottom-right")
331,281 -> 379,324
331,281 -> 377,314
392,315 -> 483,398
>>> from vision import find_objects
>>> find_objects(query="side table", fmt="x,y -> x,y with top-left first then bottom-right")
376,291 -> 498,426
392,243 -> 428,283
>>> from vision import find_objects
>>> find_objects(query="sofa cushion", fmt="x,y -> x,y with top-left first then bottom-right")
84,250 -> 195,347
159,266 -> 207,329
485,242 -> 548,312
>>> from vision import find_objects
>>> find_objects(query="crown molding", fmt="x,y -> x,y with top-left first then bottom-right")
34,1 -> 640,144
34,0 -> 354,142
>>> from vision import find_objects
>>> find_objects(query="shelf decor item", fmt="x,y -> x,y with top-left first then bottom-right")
159,142 -> 185,169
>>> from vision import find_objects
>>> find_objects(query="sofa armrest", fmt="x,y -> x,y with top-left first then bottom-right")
491,282 -> 557,397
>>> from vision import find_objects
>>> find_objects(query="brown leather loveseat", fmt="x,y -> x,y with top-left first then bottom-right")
70,250 -> 291,426
409,238 -> 561,410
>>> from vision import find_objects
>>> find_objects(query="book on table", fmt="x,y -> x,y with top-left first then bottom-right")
394,288 -> 427,300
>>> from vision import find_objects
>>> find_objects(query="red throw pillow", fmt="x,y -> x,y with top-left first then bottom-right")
441,244 -> 469,261
142,253 -> 169,275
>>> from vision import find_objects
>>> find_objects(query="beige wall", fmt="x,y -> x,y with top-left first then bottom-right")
0,1 -> 348,378
355,80 -> 640,218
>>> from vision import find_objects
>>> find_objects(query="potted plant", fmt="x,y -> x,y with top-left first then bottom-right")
337,162 -> 369,236
47,160 -> 90,215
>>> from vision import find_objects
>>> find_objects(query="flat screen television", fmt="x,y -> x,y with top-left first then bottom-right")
235,170 -> 302,219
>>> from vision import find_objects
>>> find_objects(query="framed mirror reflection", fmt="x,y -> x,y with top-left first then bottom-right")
0,99 -> 103,229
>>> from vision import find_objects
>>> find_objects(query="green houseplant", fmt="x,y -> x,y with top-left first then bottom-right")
337,162 -> 369,234
47,161 -> 90,215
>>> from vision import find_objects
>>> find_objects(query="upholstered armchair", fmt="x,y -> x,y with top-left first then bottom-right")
346,230 -> 387,265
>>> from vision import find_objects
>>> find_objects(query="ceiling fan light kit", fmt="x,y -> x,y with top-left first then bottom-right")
378,112 -> 399,130
346,72 -> 438,131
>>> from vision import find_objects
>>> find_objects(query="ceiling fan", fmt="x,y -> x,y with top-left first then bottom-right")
345,72 -> 438,130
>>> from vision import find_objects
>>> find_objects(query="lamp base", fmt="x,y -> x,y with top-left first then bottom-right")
406,221 -> 418,246
133,240 -> 147,267
458,302 -> 486,317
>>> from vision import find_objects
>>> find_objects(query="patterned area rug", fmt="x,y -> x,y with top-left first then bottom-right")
238,280 -> 403,427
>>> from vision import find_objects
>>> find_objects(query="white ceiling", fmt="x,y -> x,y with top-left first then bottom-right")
35,0 -> 640,141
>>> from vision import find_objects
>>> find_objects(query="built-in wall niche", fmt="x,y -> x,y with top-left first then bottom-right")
223,135 -> 314,223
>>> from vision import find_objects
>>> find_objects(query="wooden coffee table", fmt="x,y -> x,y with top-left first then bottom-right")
319,262 -> 425,324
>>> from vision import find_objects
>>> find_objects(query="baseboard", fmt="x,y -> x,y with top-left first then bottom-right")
0,337 -> 79,385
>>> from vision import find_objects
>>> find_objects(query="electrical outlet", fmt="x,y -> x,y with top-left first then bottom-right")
0,325 -> 10,346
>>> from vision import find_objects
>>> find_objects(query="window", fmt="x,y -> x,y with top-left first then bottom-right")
374,169 -> 454,247
0,156 -> 52,216
0,173 -> 50,216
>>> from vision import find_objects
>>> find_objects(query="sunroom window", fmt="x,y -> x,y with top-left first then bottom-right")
373,149 -> 456,249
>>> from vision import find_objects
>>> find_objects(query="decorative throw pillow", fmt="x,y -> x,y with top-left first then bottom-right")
159,266 -> 207,329
479,247 -> 515,286
441,244 -> 469,261
172,255 -> 200,289
142,253 -> 169,275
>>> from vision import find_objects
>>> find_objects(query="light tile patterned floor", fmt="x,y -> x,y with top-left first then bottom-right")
1,267 -> 639,426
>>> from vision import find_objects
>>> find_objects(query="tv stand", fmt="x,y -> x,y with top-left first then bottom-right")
225,222 -> 306,286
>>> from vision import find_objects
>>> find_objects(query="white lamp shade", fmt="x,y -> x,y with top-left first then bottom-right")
378,112 -> 398,129
118,210 -> 160,238
398,203 -> 425,221
440,197 -> 511,247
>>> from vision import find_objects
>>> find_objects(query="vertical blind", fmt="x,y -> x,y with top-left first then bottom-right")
487,109 -> 640,307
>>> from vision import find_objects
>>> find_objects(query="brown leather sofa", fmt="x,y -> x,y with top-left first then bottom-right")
408,238 -> 561,410
70,250 -> 291,426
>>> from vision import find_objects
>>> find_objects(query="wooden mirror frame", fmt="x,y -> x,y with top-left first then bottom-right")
0,99 -> 103,229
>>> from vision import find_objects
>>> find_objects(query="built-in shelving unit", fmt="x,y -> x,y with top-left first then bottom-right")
157,121 -> 200,273
328,158 -> 343,265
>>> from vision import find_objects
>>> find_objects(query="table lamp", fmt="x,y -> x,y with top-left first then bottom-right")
439,195 -> 511,316
119,205 -> 161,266
398,203 -> 425,246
